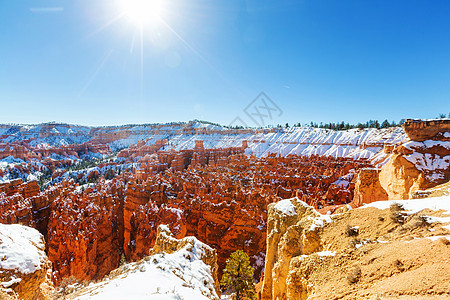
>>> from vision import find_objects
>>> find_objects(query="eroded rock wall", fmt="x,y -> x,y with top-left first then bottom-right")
124,154 -> 368,279
46,179 -> 125,283
351,168 -> 388,207
403,118 -> 450,142
0,150 -> 371,284
262,197 -> 450,300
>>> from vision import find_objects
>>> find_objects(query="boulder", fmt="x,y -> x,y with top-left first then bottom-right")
0,224 -> 53,299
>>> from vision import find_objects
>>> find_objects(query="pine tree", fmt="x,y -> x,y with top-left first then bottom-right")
381,119 -> 390,128
221,250 -> 256,300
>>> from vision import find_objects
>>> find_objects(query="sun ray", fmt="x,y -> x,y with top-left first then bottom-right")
78,49 -> 114,97
130,29 -> 138,54
84,13 -> 126,41
159,18 -> 248,98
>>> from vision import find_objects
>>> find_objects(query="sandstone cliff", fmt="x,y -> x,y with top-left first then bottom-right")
262,197 -> 450,299
378,140 -> 449,200
403,118 -> 450,142
352,119 -> 450,202
46,179 -> 125,283
351,168 -> 388,207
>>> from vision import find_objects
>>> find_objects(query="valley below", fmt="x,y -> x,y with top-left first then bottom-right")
0,118 -> 449,299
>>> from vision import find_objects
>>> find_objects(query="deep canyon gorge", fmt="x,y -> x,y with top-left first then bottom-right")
0,119 -> 449,299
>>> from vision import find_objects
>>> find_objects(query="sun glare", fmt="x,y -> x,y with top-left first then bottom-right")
120,0 -> 164,26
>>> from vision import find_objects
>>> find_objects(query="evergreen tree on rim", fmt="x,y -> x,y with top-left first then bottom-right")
221,250 -> 256,300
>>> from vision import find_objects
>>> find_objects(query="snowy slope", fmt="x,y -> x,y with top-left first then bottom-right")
363,195 -> 450,231
70,235 -> 219,300
164,126 -> 407,161
402,140 -> 450,183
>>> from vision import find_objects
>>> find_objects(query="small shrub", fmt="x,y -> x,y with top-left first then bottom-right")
405,215 -> 429,230
347,266 -> 361,284
119,253 -> 127,266
345,225 -> 359,237
57,276 -> 78,296
389,203 -> 405,224
393,259 -> 405,271
348,238 -> 361,249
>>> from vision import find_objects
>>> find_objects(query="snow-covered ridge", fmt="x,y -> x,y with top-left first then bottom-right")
1,122 -> 407,161
68,225 -> 219,300
164,126 -> 407,160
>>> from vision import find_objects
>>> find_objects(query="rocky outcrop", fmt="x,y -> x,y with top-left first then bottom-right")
1,178 -> 126,284
0,180 -> 51,235
261,196 -> 450,300
123,180 -> 187,261
376,119 -> 450,200
351,168 -> 388,207
117,139 -> 167,161
403,118 -> 450,142
378,139 -> 450,200
379,147 -> 424,200
64,225 -> 221,300
261,198 -> 327,300
0,224 -> 53,300
150,224 -> 220,297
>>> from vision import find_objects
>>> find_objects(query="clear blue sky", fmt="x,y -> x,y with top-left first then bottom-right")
1,0 -> 450,126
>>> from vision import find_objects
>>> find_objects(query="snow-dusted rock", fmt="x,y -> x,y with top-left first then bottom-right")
67,225 -> 220,300
0,224 -> 53,299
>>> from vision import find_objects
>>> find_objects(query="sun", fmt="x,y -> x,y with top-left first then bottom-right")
120,0 -> 164,26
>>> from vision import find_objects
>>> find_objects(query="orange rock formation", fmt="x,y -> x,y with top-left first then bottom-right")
0,149 -> 370,284
403,118 -> 450,142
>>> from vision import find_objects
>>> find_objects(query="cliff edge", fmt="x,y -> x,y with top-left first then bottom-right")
262,197 -> 450,299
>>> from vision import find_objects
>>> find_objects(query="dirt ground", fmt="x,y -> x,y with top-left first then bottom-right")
291,204 -> 450,299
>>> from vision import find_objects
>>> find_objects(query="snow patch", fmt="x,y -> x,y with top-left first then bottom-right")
73,233 -> 218,300
316,251 -> 335,257
308,213 -> 332,231
362,195 -> 450,216
274,198 -> 297,216
0,224 -> 46,275
362,195 -> 450,229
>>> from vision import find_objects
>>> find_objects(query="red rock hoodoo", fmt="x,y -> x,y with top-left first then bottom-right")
0,147 -> 370,283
